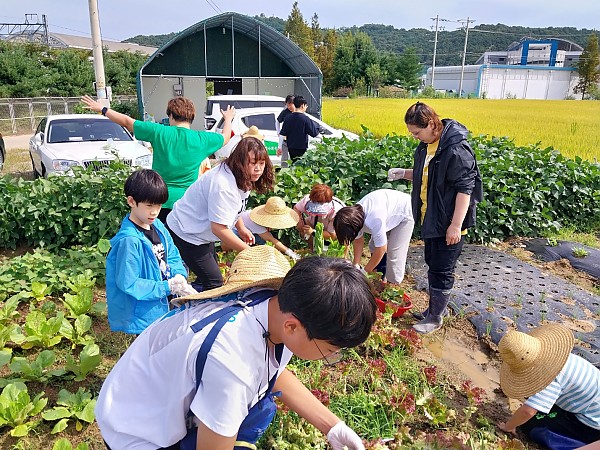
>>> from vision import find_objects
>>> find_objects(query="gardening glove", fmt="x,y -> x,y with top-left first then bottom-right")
387,168 -> 406,181
327,421 -> 365,450
285,248 -> 301,260
167,274 -> 187,295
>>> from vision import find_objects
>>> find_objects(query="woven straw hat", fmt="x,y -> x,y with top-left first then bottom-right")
249,196 -> 299,229
242,125 -> 264,141
498,324 -> 574,399
181,245 -> 291,300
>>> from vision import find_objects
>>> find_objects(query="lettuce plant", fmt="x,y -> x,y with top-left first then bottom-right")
0,382 -> 47,437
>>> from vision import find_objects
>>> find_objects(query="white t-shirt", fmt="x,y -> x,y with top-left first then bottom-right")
357,189 -> 412,248
237,210 -> 267,235
96,293 -> 292,449
294,195 -> 346,234
167,163 -> 250,245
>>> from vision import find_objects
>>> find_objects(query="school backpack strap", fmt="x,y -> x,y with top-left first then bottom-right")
179,289 -> 280,450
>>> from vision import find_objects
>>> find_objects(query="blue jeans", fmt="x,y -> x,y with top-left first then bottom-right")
424,236 -> 465,291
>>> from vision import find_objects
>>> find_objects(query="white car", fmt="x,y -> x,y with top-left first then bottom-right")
208,107 -> 359,165
29,114 -> 152,178
204,95 -> 285,130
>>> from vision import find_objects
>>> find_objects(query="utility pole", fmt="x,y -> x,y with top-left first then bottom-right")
88,0 -> 110,106
430,15 -> 449,88
458,17 -> 474,98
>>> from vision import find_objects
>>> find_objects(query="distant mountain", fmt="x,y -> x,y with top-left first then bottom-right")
125,19 -> 599,66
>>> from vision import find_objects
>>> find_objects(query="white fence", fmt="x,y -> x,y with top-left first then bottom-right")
0,96 -> 136,134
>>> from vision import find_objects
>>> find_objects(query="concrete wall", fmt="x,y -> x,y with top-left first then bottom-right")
139,76 -> 206,131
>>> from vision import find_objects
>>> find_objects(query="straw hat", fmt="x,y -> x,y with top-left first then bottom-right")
182,246 -> 291,301
249,197 -> 299,229
242,125 -> 264,140
498,324 -> 574,399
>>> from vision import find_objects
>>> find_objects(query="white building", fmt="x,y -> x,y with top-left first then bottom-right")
427,38 -> 583,99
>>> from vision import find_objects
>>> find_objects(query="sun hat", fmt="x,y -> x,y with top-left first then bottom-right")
181,246 -> 291,300
305,200 -> 334,217
498,324 -> 574,399
249,197 -> 299,229
242,125 -> 265,141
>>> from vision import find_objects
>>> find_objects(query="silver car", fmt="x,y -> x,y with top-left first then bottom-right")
29,114 -> 152,178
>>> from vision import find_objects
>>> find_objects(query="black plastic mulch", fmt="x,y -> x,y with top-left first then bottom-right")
406,244 -> 600,366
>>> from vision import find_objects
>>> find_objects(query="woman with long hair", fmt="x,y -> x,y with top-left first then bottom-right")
166,137 -> 275,291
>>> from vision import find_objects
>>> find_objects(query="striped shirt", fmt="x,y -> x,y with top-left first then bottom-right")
525,353 -> 600,430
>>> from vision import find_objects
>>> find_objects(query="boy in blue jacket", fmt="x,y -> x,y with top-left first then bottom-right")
106,169 -> 195,334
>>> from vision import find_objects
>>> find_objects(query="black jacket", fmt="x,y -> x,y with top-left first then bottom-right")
411,119 -> 483,239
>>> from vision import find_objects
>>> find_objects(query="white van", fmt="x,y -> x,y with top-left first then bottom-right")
204,95 -> 285,129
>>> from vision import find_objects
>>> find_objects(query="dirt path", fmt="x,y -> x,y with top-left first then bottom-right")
3,133 -> 31,150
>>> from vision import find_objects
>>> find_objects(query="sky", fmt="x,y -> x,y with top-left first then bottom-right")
1,0 -> 598,42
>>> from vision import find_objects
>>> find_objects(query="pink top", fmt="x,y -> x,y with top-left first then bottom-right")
294,195 -> 346,234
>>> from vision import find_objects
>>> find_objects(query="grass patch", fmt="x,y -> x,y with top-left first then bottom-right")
3,146 -> 34,180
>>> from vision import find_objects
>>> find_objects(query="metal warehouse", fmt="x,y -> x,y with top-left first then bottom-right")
427,38 -> 583,99
137,12 -> 322,129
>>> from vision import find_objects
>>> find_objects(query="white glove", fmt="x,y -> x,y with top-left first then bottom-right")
388,168 -> 406,181
353,263 -> 367,275
285,248 -> 301,260
327,421 -> 365,450
167,274 -> 188,295
178,283 -> 197,297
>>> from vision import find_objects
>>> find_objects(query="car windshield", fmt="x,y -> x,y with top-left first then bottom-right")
47,119 -> 133,144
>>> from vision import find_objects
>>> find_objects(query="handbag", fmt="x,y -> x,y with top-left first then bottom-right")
179,289 -> 281,450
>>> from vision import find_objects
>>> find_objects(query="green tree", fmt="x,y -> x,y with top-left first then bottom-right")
284,2 -> 314,59
332,31 -> 378,90
365,63 -> 386,96
396,47 -> 422,91
575,34 -> 600,99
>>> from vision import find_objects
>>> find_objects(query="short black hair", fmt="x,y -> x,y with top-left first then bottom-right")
124,169 -> 168,205
333,204 -> 365,245
293,96 -> 307,109
278,257 -> 376,348
285,94 -> 295,104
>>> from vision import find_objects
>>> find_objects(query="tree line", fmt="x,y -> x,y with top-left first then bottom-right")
0,41 -> 146,98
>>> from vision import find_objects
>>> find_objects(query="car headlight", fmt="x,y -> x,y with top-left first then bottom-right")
134,154 -> 152,167
52,160 -> 80,171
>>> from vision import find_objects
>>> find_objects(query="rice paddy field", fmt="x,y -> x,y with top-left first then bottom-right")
322,98 -> 600,161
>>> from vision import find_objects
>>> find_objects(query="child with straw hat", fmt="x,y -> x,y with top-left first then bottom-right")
96,246 -> 376,450
221,196 -> 302,260
497,324 -> 600,447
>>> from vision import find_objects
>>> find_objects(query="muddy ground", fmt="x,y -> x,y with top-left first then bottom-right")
397,238 -> 599,448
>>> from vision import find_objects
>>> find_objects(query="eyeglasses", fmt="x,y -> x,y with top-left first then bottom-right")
313,340 -> 345,366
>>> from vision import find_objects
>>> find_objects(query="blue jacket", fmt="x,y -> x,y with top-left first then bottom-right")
105,214 -> 187,334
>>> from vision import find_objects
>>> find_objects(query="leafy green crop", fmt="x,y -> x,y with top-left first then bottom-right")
0,350 -> 66,387
0,241 -> 109,300
65,343 -> 101,381
52,438 -> 90,450
0,382 -> 48,437
42,388 -> 96,434
59,314 -> 95,348
10,310 -> 65,349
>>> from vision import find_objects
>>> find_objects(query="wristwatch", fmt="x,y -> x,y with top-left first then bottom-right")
101,106 -> 108,116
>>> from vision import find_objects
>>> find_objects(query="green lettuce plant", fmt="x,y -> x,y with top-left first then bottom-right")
0,382 -> 47,437
42,388 -> 96,434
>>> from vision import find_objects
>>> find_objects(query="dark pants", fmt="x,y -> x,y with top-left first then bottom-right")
158,207 -> 171,224
424,236 -> 465,291
167,226 -> 223,291
519,405 -> 600,445
288,148 -> 306,163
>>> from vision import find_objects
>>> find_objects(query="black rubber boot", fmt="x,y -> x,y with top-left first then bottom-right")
413,288 -> 451,334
